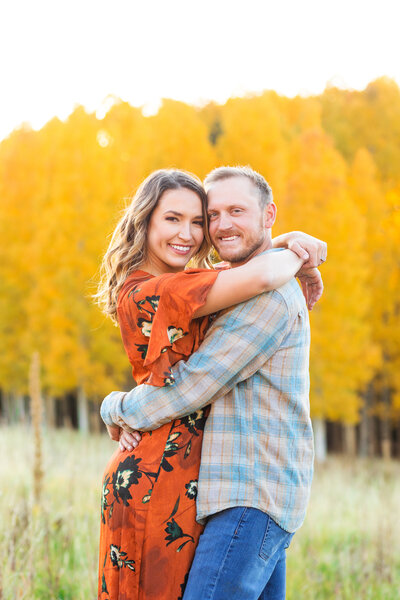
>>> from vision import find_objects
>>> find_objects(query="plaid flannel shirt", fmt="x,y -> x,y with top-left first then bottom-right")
101,276 -> 314,533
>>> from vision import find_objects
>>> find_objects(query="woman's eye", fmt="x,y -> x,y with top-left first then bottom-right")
193,220 -> 204,227
165,216 -> 178,222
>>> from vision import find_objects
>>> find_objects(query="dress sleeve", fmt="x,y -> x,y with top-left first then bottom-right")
118,268 -> 220,386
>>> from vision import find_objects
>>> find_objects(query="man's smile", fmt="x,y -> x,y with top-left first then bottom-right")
218,234 -> 240,243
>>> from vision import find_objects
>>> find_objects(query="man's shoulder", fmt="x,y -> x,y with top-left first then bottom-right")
253,278 -> 306,313
275,278 -> 306,305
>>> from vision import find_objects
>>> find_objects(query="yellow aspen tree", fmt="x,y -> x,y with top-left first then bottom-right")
199,101 -> 223,147
282,129 -> 378,429
101,99 -> 151,195
144,99 -> 217,179
375,189 -> 400,438
276,95 -> 322,139
384,190 -> 400,412
321,78 -> 400,186
0,127 -> 41,400
216,93 -> 288,201
20,108 -> 130,430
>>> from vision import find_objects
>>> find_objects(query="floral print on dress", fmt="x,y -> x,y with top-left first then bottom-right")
185,480 -> 198,500
167,326 -> 187,344
99,269 -> 219,600
109,545 -> 135,571
111,455 -> 143,505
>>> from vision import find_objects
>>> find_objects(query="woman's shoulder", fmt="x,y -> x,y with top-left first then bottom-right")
117,270 -> 153,308
120,268 -> 217,303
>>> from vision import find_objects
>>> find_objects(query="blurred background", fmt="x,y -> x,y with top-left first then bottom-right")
1,1 -> 399,598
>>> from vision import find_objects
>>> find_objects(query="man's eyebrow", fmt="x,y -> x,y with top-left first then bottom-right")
208,204 -> 245,212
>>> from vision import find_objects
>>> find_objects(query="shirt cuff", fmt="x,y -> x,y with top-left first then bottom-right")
100,391 -> 125,426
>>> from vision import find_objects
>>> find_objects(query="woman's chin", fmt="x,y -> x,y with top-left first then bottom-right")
165,250 -> 194,269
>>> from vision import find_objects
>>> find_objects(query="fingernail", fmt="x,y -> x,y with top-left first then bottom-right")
127,445 -> 132,451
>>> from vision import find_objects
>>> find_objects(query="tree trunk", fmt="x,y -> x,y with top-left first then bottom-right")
29,352 -> 44,506
344,424 -> 357,457
44,396 -> 56,428
380,387 -> 391,460
312,418 -> 327,463
89,401 -> 103,434
1,391 -> 11,423
359,383 -> 374,457
15,393 -> 27,424
77,385 -> 89,433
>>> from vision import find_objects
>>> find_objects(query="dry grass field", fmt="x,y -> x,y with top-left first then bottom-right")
0,426 -> 399,599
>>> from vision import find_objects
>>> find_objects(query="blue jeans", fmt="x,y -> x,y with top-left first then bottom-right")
183,507 -> 294,600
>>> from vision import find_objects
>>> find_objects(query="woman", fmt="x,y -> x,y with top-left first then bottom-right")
95,169 -> 317,600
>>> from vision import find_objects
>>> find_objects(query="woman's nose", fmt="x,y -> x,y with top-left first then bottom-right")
177,222 -> 192,241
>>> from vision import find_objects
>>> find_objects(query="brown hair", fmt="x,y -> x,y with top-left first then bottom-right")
204,165 -> 273,207
94,169 -> 212,324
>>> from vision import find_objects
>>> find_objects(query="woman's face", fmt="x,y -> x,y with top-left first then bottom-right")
144,188 -> 205,275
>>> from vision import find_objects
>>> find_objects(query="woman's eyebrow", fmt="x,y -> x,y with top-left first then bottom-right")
163,210 -> 183,216
164,210 -> 203,219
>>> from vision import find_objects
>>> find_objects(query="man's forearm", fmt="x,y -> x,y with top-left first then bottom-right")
101,290 -> 290,432
101,363 -> 238,432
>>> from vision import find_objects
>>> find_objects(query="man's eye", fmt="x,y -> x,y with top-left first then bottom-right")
232,209 -> 242,214
208,213 -> 217,219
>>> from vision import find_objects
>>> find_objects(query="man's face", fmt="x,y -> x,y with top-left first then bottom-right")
207,176 -> 276,264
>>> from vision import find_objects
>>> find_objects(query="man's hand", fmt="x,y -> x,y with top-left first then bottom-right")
106,423 -> 120,441
296,267 -> 323,310
273,231 -> 327,269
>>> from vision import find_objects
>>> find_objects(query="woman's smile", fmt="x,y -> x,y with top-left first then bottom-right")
168,243 -> 194,255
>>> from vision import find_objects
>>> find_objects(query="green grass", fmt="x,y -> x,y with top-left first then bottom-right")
286,457 -> 400,599
1,426 -> 399,599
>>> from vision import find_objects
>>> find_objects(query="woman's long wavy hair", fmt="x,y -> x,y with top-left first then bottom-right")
95,169 -> 212,324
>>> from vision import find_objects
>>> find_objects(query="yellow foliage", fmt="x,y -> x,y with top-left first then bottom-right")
0,82 -> 399,424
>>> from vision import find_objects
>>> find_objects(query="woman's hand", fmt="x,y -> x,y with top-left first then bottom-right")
272,232 -> 327,268
106,423 -> 141,452
119,429 -> 142,452
296,267 -> 324,310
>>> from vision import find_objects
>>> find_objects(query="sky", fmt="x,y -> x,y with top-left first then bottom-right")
0,0 -> 399,141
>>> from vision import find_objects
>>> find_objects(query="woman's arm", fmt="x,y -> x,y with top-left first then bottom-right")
272,231 -> 327,268
193,249 -> 304,318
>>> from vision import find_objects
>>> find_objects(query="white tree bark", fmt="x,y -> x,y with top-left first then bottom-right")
312,417 -> 327,463
77,384 -> 89,433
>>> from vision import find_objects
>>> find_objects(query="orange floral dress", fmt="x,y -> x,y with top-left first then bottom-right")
98,268 -> 219,600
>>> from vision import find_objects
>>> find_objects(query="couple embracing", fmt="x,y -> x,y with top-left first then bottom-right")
97,165 -> 326,600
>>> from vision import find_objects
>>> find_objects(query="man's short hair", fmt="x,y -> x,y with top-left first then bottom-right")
204,166 -> 273,208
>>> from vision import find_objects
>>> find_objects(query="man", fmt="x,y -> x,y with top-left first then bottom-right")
101,166 -> 326,599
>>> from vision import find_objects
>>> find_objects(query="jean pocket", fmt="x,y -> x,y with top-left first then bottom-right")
259,516 -> 292,561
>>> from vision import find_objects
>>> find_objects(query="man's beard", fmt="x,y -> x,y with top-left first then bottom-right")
217,229 -> 266,264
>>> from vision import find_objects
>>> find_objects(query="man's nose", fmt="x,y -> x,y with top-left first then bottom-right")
217,213 -> 233,231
